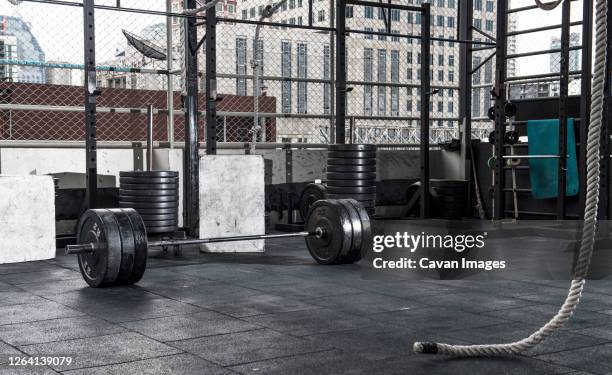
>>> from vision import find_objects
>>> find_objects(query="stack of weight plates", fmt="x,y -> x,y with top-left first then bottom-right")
298,182 -> 329,221
119,171 -> 179,234
326,144 -> 377,216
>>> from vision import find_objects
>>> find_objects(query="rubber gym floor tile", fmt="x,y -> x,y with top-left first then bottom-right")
14,278 -> 99,296
439,321 -> 610,356
0,262 -> 60,276
0,291 -> 45,307
241,308 -> 379,337
572,323 -> 612,340
0,268 -> 82,285
302,324 -> 436,361
302,292 -> 426,315
372,304 -> 509,332
19,332 -> 181,372
46,293 -> 202,323
536,343 -> 612,374
410,291 -> 539,314
482,304 -> 612,330
120,310 -> 259,342
194,292 -> 322,318
227,349 -> 379,375
0,316 -> 126,346
171,328 -> 328,366
0,280 -> 21,292
350,279 -> 463,299
245,280 -> 364,300
0,301 -> 84,326
515,290 -> 612,312
151,282 -> 272,307
62,353 -> 232,375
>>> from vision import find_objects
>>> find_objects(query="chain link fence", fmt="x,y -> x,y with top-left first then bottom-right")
0,0 -> 500,145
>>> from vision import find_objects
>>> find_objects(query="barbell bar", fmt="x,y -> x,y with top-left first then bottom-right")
66,199 -> 371,288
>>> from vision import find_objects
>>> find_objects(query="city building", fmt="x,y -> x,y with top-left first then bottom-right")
550,32 -> 581,73
45,61 -> 72,85
0,14 -> 46,83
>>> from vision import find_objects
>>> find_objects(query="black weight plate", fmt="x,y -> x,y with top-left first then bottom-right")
329,144 -> 377,152
119,189 -> 178,197
119,183 -> 179,190
132,207 -> 179,215
305,200 -> 347,265
108,209 -> 136,286
120,177 -> 179,185
120,171 -> 178,178
338,199 -> 362,262
328,193 -> 377,201
351,200 -> 375,208
327,186 -> 376,195
143,219 -> 179,227
347,199 -> 371,263
118,195 -> 178,202
119,201 -> 179,209
327,165 -> 377,173
326,179 -> 376,188
327,200 -> 353,259
121,208 -> 148,285
139,213 -> 178,221
146,225 -> 177,234
76,209 -> 122,287
299,183 -> 329,221
328,151 -> 377,159
328,158 -> 377,166
327,172 -> 377,180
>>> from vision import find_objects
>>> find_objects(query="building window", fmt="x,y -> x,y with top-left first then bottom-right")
437,15 -> 444,27
486,20 -> 494,32
323,45 -> 331,114
474,0 -> 482,10
346,6 -> 353,18
407,12 -> 413,23
377,49 -> 387,116
241,9 -> 247,19
254,38 -> 264,89
448,0 -> 455,7
235,37 -> 247,95
363,48 -> 373,115
486,0 -> 494,11
448,101 -> 454,113
472,56 -> 481,84
378,28 -> 386,41
318,10 -> 325,22
364,6 -> 373,18
448,55 -> 454,67
391,9 -> 400,21
448,70 -> 455,82
281,41 -> 292,113
438,70 -> 444,81
289,0 -> 295,9
378,7 -> 386,20
447,16 -> 455,28
297,43 -> 308,114
250,7 -> 255,17
365,27 -> 373,40
391,50 -> 400,116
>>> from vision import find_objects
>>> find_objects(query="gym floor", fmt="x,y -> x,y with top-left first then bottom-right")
2,232 -> 612,374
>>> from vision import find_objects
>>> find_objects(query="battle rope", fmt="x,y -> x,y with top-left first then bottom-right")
534,0 -> 564,11
414,0 -> 608,357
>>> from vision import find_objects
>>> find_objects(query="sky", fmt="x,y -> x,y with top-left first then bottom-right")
0,0 -> 590,77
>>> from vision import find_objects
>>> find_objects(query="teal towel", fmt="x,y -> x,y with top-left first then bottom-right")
526,118 -> 579,199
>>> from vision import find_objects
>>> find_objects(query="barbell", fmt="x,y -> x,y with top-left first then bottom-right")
66,199 -> 371,288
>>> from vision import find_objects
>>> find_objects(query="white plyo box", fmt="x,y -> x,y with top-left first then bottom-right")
0,175 -> 56,264
199,155 -> 265,253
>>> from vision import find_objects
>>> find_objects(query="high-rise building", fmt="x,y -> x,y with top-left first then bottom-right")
0,15 -> 46,83
164,0 -> 499,143
45,61 -> 73,85
550,32 -> 581,73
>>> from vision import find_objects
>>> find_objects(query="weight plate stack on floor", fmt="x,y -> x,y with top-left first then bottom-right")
326,144 -> 377,216
119,171 -> 179,234
299,182 -> 329,221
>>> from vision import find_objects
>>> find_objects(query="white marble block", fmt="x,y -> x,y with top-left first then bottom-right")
0,175 -> 56,264
199,155 -> 265,253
